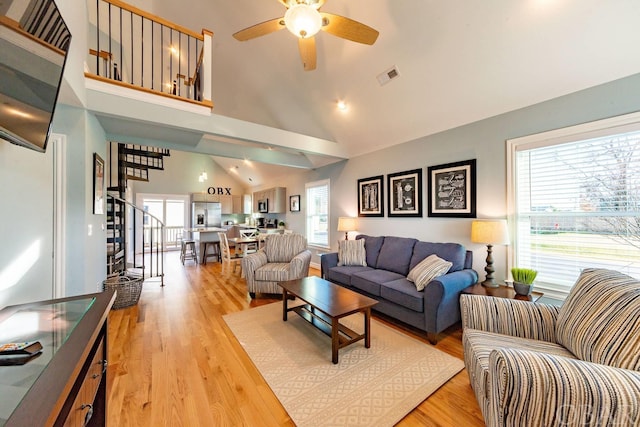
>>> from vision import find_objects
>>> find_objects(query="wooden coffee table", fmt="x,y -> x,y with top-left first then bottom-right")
279,276 -> 378,364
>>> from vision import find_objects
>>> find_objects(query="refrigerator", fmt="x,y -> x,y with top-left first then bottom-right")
191,202 -> 222,228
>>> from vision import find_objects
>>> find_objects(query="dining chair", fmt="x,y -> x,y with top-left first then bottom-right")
218,232 -> 241,273
239,229 -> 259,254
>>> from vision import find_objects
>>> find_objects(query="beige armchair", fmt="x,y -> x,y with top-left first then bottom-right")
241,233 -> 312,298
461,268 -> 640,426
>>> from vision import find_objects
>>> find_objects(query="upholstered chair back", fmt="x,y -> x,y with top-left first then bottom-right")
556,268 -> 640,370
264,233 -> 308,263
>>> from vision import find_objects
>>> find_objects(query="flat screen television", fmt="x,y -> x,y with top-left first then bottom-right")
0,0 -> 71,153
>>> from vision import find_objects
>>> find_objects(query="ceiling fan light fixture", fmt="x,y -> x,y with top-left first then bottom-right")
284,4 -> 322,38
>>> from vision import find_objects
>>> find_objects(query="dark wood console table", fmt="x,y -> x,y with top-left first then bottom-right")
0,290 -> 115,426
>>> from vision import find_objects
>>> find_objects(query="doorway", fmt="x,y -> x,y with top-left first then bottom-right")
135,193 -> 189,251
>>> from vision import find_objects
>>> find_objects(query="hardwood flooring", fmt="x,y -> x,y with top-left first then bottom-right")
106,251 -> 484,426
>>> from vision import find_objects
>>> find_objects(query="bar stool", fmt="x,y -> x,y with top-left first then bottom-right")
181,240 -> 197,265
201,241 -> 221,264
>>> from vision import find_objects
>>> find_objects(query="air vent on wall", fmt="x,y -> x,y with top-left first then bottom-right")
377,65 -> 400,86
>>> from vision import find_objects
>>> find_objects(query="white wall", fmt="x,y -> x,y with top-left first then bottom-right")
274,73 -> 640,284
130,149 -> 248,197
0,141 -> 54,308
52,106 -> 108,297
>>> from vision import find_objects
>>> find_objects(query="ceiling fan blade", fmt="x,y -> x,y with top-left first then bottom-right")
298,37 -> 317,71
233,17 -> 285,41
319,12 -> 379,45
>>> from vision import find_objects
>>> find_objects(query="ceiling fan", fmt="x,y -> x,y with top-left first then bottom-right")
232,0 -> 379,71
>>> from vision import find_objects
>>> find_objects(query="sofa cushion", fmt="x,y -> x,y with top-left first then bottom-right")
356,235 -> 385,267
375,236 -> 417,275
410,242 -> 467,273
265,233 -> 307,263
407,254 -> 452,291
556,268 -> 640,370
337,239 -> 367,266
255,263 -> 291,282
326,265 -> 372,286
351,269 -> 405,296
380,278 -> 424,312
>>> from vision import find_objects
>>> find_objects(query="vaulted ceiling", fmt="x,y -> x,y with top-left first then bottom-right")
148,0 -> 640,185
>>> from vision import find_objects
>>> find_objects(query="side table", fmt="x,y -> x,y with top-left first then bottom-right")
462,283 -> 543,302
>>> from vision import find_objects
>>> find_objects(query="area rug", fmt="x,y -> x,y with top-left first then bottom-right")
223,302 -> 464,426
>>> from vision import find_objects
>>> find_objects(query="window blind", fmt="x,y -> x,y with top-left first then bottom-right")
513,129 -> 640,299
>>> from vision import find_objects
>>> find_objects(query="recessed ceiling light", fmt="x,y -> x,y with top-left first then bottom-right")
337,100 -> 347,111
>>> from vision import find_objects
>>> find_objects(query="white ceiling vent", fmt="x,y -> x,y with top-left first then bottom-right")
377,65 -> 400,86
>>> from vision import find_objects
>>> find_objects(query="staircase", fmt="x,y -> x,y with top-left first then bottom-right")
106,143 -> 170,285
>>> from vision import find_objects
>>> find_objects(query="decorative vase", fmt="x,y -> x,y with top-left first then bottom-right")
513,281 -> 533,296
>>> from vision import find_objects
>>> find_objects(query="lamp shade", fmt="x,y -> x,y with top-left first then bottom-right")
337,217 -> 357,232
284,4 -> 322,38
471,219 -> 509,245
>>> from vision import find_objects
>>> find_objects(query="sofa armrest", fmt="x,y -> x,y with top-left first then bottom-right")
460,294 -> 560,342
289,250 -> 312,280
489,348 -> 640,426
320,252 -> 339,279
422,269 -> 479,334
241,250 -> 268,289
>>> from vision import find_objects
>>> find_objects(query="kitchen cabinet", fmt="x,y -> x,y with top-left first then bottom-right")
220,195 -> 233,214
0,291 -> 116,426
252,187 -> 286,213
232,195 -> 242,214
243,194 -> 252,214
191,193 -> 220,203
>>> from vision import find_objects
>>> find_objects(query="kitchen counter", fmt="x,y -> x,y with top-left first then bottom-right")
184,227 -> 226,263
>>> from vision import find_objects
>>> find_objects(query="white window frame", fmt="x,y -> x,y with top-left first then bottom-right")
507,111 -> 640,300
305,179 -> 330,249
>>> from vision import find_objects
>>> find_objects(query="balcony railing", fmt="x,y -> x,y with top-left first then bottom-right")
86,0 -> 213,107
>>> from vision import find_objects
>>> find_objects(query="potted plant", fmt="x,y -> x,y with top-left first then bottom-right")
278,221 -> 285,230
511,267 -> 537,296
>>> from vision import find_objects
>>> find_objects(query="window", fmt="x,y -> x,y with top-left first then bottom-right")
507,113 -> 640,300
306,179 -> 330,247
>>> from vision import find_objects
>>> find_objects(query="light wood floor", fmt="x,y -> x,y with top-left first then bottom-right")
106,251 -> 485,426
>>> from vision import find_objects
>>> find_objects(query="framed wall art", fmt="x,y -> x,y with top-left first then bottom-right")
387,169 -> 422,217
427,159 -> 476,218
290,194 -> 300,212
93,153 -> 105,215
357,175 -> 384,217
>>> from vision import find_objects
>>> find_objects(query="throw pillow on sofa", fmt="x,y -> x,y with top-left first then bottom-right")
337,239 -> 367,266
407,254 -> 452,291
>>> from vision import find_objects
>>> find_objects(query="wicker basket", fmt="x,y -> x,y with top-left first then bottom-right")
103,274 -> 144,309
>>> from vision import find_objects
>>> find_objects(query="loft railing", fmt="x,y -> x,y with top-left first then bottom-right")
108,193 -> 164,286
87,0 -> 213,107
20,0 -> 71,50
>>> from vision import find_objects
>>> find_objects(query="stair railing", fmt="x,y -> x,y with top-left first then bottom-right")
107,193 -> 164,286
87,0 -> 213,107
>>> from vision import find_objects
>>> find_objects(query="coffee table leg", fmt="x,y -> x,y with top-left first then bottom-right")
332,318 -> 339,364
282,290 -> 288,321
364,308 -> 371,349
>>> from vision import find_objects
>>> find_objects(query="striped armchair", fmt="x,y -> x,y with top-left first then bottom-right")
461,268 -> 640,426
241,233 -> 312,298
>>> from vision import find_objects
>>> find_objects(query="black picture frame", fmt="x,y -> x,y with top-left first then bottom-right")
357,175 -> 384,217
427,159 -> 476,218
387,169 -> 422,217
289,195 -> 300,212
93,153 -> 105,215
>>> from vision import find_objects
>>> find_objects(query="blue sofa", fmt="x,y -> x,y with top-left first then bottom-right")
320,235 -> 478,343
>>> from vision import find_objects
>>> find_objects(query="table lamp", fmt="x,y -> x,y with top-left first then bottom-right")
471,219 -> 509,287
337,217 -> 357,240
